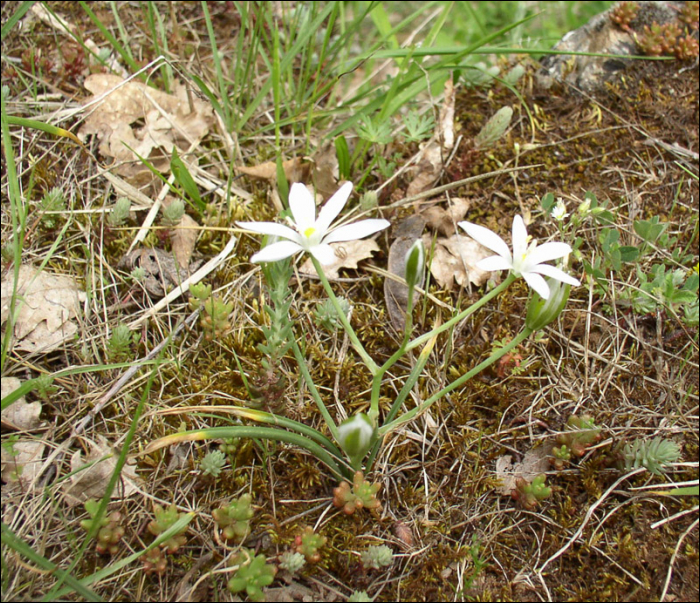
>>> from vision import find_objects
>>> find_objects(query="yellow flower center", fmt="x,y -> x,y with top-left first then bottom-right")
304,226 -> 316,238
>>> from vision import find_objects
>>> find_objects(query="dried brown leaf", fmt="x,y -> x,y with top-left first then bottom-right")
170,213 -> 199,269
300,239 -> 381,280
384,215 -> 426,332
1,439 -> 46,490
423,234 -> 494,290
119,248 -> 202,297
420,197 -> 470,236
311,144 -> 340,200
236,157 -> 309,184
1,378 -> 42,431
79,74 -> 213,179
1,265 -> 85,353
63,436 -> 142,506
495,444 -> 554,496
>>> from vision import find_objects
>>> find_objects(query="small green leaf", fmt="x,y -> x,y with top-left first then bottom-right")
540,192 -> 555,213
335,135 -> 350,180
170,147 -> 204,211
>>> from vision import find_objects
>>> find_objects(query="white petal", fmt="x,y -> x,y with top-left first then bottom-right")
237,221 -> 302,243
530,263 -> 581,286
309,243 -> 338,265
458,221 -> 511,260
288,183 -> 316,231
511,215 -> 528,260
476,256 -> 513,272
250,241 -> 302,263
315,182 -> 353,234
323,219 -> 390,244
522,271 -> 551,299
525,241 -> 572,267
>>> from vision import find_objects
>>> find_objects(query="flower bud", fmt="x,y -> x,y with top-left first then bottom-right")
525,277 -> 571,331
404,239 -> 425,291
337,413 -> 375,467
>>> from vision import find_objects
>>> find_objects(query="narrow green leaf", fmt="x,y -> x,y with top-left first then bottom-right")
171,147 -> 205,211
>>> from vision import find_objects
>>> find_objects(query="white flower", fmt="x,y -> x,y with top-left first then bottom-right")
458,214 -> 580,300
551,199 -> 569,221
237,182 -> 390,264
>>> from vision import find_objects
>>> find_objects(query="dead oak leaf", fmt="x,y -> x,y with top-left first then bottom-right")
1,439 -> 46,491
420,197 -> 470,236
236,156 -> 310,184
79,74 -> 213,178
170,213 -> 200,270
1,377 -> 42,431
495,444 -> 553,496
300,239 -> 381,280
1,265 -> 85,354
119,248 -> 203,297
63,436 -> 142,506
423,233 -> 494,290
384,215 -> 426,332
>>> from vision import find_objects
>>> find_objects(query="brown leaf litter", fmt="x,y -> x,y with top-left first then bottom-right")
79,73 -> 214,182
1,265 -> 86,354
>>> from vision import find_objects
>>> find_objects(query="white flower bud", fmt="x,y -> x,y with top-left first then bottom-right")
337,413 -> 375,466
404,239 -> 425,291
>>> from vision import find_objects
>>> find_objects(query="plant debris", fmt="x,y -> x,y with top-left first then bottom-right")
1,265 -> 86,353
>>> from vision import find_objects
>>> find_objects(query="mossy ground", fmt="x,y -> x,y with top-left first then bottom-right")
1,2 -> 698,602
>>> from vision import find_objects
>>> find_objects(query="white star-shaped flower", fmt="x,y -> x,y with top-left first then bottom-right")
458,215 -> 580,300
237,182 -> 390,264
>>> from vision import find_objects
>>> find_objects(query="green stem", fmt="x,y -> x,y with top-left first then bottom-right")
369,286 -> 415,420
311,256 -> 378,375
405,273 -> 516,352
149,425 -> 352,481
365,330 -> 437,470
380,327 -> 532,436
292,340 -> 340,442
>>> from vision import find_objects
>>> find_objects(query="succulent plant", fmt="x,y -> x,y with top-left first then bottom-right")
610,1 -> 639,31
107,196 -> 131,227
314,296 -> 351,332
80,500 -> 125,556
142,547 -> 168,575
511,475 -> 552,510
212,493 -> 254,542
295,526 -> 327,563
551,414 -> 601,469
227,548 -> 277,602
200,449 -> 227,477
333,470 -> 382,515
147,504 -> 188,554
360,545 -> 394,570
618,436 -> 680,475
278,551 -> 306,573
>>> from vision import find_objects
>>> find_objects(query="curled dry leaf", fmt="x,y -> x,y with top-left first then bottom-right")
1,439 -> 46,491
63,436 -> 142,506
170,213 -> 200,269
384,215 -> 426,332
119,248 -> 203,297
405,77 -> 455,197
300,239 -> 381,280
236,156 -> 310,184
495,444 -> 553,496
423,234 -> 494,290
79,74 -> 213,180
1,377 -> 42,431
1,265 -> 86,354
311,144 -> 340,200
420,197 -> 470,236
